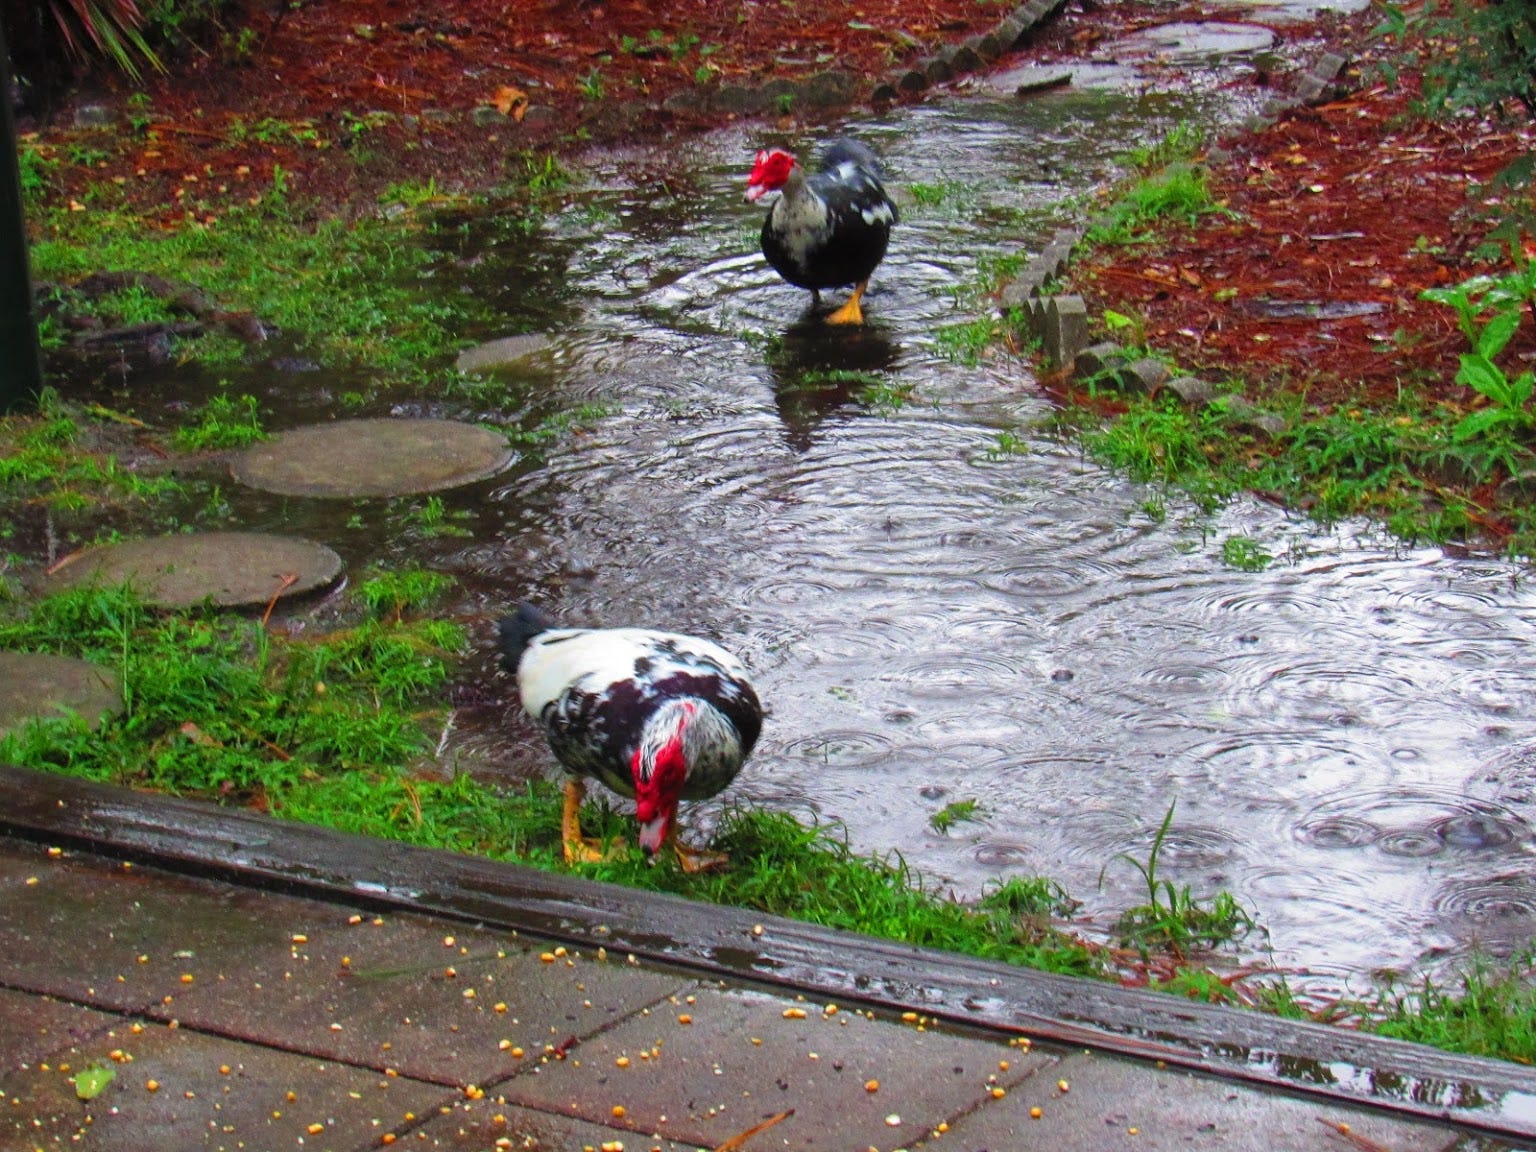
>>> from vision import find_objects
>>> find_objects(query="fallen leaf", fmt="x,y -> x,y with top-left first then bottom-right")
75,1064 -> 115,1100
493,85 -> 529,120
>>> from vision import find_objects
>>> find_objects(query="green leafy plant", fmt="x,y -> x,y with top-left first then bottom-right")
1424,255 -> 1536,446
578,68 -> 606,101
930,798 -> 986,832
1220,535 -> 1272,572
1100,803 -> 1259,959
171,392 -> 266,452
29,0 -> 166,82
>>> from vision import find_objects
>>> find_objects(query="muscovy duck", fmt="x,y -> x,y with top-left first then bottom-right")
498,602 -> 763,871
746,138 -> 899,325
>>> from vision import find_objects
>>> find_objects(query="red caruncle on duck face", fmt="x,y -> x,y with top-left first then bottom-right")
745,148 -> 797,202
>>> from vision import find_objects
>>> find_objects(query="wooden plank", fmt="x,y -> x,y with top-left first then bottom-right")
2,762 -> 1533,1140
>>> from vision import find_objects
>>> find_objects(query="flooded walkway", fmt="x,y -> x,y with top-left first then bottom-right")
34,35 -> 1536,996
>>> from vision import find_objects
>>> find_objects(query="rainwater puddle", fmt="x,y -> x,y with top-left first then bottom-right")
54,66 -> 1536,996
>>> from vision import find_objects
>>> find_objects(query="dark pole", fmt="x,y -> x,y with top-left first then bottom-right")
0,19 -> 43,413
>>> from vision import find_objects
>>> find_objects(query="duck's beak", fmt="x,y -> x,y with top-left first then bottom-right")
637,811 -> 671,857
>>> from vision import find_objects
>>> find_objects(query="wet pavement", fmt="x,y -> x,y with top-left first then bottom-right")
2,766 -> 1534,1152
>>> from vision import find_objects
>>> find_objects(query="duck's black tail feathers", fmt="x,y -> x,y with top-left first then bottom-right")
497,602 -> 557,675
819,137 -> 884,179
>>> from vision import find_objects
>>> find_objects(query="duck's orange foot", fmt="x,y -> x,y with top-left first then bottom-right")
824,281 -> 868,326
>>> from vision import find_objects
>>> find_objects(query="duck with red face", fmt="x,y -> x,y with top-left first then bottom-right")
498,602 -> 763,871
746,137 -> 898,325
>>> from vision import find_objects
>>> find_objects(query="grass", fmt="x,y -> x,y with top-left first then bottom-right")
0,581 -> 464,796
171,391 -> 267,452
24,151 -> 574,381
1100,804 -> 1260,960
1059,389 -> 1496,549
0,394 -> 187,513
1361,951 -> 1536,1062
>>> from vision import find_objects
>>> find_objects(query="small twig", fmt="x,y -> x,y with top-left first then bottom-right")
713,1110 -> 795,1152
260,573 -> 300,628
1317,1117 -> 1395,1152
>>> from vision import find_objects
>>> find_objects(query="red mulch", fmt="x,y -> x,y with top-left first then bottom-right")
1075,60 -> 1535,411
33,0 -> 1039,218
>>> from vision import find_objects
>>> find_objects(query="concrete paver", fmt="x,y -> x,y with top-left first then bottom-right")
409,1099 -> 700,1152
499,984 -> 1055,1150
944,1049 -> 1462,1152
0,1016 -> 450,1152
0,989 -> 121,1076
0,849 -> 277,1014
157,906 -> 689,1087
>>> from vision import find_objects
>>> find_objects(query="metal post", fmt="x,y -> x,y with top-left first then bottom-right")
0,20 -> 44,413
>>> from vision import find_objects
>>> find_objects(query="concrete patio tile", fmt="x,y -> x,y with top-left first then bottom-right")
943,1050 -> 1463,1152
497,985 -> 1058,1150
0,846 -> 296,1012
0,1017 -> 450,1152
0,988 -> 122,1074
157,910 -> 691,1088
408,1097 -> 702,1152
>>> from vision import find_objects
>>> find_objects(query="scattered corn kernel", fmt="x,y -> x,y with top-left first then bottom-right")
616,1057 -> 630,1068
677,1014 -> 692,1025
494,1002 -> 508,1013
611,1105 -> 626,1118
936,1122 -> 949,1134
782,1007 -> 807,1019
539,952 -> 556,963
1128,1127 -> 1140,1136
464,1085 -> 484,1100
999,1060 -> 1010,1071
1029,1107 -> 1043,1119
218,1065 -> 231,1075
291,934 -> 308,944
864,1079 -> 880,1093
180,974 -> 194,984
380,1135 -> 396,1145
307,1123 -> 324,1135
990,1087 -> 1006,1099
1057,1079 -> 1070,1093
884,1114 -> 901,1127
901,1011 -> 918,1022
145,1080 -> 160,1093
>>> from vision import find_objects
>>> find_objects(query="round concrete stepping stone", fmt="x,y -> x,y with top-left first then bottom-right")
47,532 -> 344,610
230,418 -> 515,499
1108,21 -> 1275,61
0,652 -> 121,737
455,333 -> 552,374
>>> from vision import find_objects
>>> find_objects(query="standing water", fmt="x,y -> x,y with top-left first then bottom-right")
68,73 -> 1536,994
